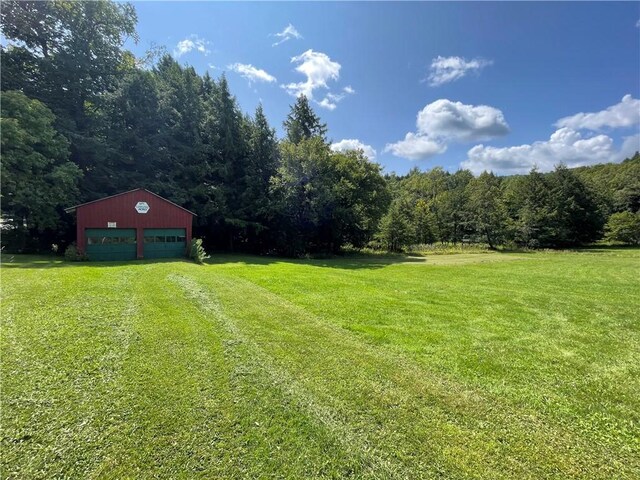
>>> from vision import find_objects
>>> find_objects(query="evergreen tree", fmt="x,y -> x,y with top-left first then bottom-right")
101,69 -> 163,192
505,168 -> 554,247
201,74 -> 252,249
270,137 -> 332,255
152,56 -> 206,208
376,201 -> 414,252
440,170 -> 473,243
548,164 -> 604,246
243,104 -> 280,250
466,171 -> 506,249
283,95 -> 327,144
248,104 -> 279,195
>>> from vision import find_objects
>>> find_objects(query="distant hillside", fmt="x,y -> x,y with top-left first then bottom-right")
573,152 -> 640,213
498,153 -> 640,214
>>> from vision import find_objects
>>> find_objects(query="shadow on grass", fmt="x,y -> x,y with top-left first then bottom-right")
204,252 -> 429,270
0,254 -> 194,269
569,245 -> 640,254
7,246 -> 635,271
492,245 -> 640,255
1,252 -> 428,271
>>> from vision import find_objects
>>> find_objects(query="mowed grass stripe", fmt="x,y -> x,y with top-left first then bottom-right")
86,264 -> 235,478
167,272 -> 389,479
2,266 -> 142,478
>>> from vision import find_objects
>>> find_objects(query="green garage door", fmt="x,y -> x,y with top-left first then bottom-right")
143,228 -> 187,259
85,229 -> 137,261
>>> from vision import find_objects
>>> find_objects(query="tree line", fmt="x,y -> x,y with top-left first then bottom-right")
379,157 -> 639,251
2,0 -> 639,256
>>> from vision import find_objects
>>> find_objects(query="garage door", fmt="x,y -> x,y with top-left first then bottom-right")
143,228 -> 187,259
85,229 -> 137,261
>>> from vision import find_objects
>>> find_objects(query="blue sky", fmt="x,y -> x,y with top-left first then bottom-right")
128,2 -> 640,175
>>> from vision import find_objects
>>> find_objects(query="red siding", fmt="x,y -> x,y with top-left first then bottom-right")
75,189 -> 194,259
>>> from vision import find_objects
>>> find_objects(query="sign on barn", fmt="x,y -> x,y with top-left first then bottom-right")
135,201 -> 150,214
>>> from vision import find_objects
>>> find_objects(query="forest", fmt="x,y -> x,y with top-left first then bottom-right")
2,0 -> 639,256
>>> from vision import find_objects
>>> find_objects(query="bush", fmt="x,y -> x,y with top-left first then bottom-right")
189,238 -> 210,264
64,243 -> 87,261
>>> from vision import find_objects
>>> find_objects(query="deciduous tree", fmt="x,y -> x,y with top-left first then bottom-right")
1,91 -> 81,246
604,211 -> 640,245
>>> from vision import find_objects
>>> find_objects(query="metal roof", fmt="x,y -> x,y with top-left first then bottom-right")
64,188 -> 197,216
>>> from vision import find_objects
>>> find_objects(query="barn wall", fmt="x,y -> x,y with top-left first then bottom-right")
76,190 -> 193,259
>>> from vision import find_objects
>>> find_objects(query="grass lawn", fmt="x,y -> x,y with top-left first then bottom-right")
1,249 -> 639,479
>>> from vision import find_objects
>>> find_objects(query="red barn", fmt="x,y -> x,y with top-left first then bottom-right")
65,189 -> 195,261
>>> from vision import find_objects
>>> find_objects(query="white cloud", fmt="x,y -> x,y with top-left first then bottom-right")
317,87 -> 356,110
417,99 -> 509,141
283,49 -> 340,98
427,56 -> 492,86
385,99 -> 509,160
461,127 -> 626,175
620,133 -> 640,159
326,92 -> 343,102
282,50 -> 352,110
384,133 -> 447,161
227,63 -> 276,85
173,35 -> 210,58
462,95 -> 640,174
272,23 -> 302,47
317,97 -> 338,111
331,139 -> 377,160
555,95 -> 640,131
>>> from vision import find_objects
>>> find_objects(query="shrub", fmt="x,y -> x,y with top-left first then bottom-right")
189,238 -> 210,264
64,243 -> 87,261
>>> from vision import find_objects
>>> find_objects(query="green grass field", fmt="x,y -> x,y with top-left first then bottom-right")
2,249 -> 639,479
